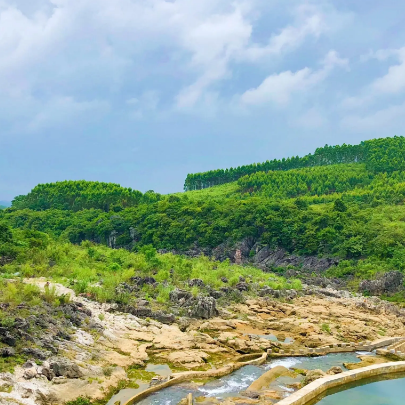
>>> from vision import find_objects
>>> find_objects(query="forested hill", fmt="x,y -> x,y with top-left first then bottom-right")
11,180 -> 162,212
3,135 -> 405,300
184,136 -> 405,191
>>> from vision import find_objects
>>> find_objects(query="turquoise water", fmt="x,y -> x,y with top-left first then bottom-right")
312,375 -> 405,405
135,353 -> 362,405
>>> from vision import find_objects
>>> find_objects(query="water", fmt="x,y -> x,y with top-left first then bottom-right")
136,352 -> 362,405
309,375 -> 405,405
107,364 -> 172,405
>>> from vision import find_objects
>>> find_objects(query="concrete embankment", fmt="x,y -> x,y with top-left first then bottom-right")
276,361 -> 405,405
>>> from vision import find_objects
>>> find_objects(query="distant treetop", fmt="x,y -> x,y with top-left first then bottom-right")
11,180 -> 161,212
183,136 -> 405,191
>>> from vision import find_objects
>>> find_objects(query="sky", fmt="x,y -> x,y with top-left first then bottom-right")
1,0 -> 405,200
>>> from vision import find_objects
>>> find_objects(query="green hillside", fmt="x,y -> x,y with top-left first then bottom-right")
2,136 -> 405,300
184,136 -> 405,190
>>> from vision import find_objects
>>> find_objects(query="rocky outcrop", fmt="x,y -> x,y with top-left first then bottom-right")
252,246 -> 339,272
160,238 -> 339,273
359,271 -> 404,296
50,358 -> 83,378
303,369 -> 325,385
189,297 -> 218,319
246,365 -> 295,392
169,289 -> 218,319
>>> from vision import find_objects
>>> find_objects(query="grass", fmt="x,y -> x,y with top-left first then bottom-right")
0,240 -> 302,308
175,182 -> 240,201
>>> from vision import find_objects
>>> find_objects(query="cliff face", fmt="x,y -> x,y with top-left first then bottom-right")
158,237 -> 339,274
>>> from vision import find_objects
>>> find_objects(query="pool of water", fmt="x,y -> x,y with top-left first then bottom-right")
308,374 -> 405,405
135,352 -> 362,405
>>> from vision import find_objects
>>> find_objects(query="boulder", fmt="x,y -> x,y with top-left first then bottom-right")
235,282 -> 249,292
0,347 -> 15,357
359,271 -> 404,296
22,348 -> 51,361
304,369 -> 326,385
327,366 -> 343,375
153,311 -> 175,324
170,289 -> 193,305
50,358 -> 83,378
189,296 -> 218,319
23,361 -> 38,380
0,329 -> 16,347
246,366 -> 295,391
189,279 -> 205,288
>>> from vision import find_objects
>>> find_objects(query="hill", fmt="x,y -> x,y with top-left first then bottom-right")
183,136 -> 405,190
2,136 -> 405,300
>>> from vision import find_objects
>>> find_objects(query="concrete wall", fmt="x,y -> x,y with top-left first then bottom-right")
276,361 -> 405,405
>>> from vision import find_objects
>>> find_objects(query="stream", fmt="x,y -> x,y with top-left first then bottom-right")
107,352 -> 368,405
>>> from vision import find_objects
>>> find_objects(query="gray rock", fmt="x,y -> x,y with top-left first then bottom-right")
189,279 -> 205,288
40,365 -> 55,381
169,289 -> 192,304
22,348 -> 51,361
0,347 -> 15,357
235,282 -> 249,292
129,306 -> 153,317
136,299 -> 150,307
0,329 -> 16,347
152,311 -> 175,324
189,296 -> 218,319
208,290 -> 223,299
359,271 -> 404,296
50,358 -> 83,379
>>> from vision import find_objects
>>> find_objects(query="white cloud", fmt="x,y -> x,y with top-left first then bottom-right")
240,4 -> 325,62
341,47 -> 405,110
0,0 -> 355,127
341,102 -> 405,132
371,48 -> 405,95
175,3 -> 331,108
240,50 -> 348,106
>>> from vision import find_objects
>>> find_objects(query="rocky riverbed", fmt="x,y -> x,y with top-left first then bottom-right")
0,279 -> 404,405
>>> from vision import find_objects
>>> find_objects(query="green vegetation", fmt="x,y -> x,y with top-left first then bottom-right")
184,135 -> 405,190
0,228 -> 300,307
2,136 -> 405,298
12,180 -> 161,212
0,278 -> 85,373
184,140 -> 365,190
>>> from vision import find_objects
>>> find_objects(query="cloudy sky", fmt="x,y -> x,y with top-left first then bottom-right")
1,0 -> 405,200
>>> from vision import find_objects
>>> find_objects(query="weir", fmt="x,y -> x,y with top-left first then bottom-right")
114,336 -> 405,405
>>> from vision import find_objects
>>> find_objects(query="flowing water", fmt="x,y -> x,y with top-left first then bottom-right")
129,352 -> 363,405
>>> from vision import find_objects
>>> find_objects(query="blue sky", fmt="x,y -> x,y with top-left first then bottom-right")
1,0 -> 405,200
